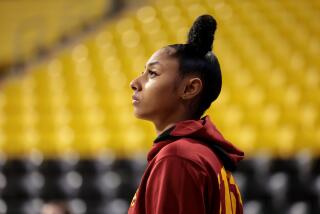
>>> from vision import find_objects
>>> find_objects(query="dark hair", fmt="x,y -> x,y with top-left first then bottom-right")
167,14 -> 222,118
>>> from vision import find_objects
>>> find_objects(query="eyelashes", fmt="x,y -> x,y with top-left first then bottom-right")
148,70 -> 158,78
141,69 -> 159,79
141,70 -> 158,78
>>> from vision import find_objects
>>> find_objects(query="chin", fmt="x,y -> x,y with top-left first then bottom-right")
133,109 -> 153,121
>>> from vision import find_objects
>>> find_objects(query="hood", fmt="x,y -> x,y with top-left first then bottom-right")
150,115 -> 244,171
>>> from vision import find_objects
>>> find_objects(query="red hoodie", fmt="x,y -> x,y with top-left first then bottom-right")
128,115 -> 244,214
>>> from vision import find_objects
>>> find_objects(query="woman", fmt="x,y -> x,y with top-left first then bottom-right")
129,14 -> 244,214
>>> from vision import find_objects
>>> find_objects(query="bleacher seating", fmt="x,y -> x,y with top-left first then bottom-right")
1,0 -> 319,158
0,154 -> 319,213
0,0 -> 113,72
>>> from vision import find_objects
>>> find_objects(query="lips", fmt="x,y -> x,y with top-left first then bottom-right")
132,94 -> 140,104
132,94 -> 139,101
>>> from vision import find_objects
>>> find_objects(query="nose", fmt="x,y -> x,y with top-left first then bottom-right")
130,77 -> 141,91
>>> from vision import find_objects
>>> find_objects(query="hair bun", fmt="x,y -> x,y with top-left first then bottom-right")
187,14 -> 217,56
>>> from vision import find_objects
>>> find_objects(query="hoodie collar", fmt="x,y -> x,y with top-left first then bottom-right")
153,116 -> 206,143
154,126 -> 176,143
148,115 -> 244,171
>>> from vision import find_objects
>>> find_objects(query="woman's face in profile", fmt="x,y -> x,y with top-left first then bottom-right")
130,47 -> 182,122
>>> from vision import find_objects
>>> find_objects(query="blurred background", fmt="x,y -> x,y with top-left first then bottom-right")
0,0 -> 319,213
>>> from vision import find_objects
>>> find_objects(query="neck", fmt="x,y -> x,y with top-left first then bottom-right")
154,112 -> 198,135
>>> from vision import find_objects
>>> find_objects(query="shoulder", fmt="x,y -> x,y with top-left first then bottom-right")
157,138 -> 209,158
155,138 -> 222,172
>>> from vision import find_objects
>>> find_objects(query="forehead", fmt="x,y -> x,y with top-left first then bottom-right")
146,47 -> 178,68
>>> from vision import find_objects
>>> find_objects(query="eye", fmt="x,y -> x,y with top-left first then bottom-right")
148,70 -> 158,78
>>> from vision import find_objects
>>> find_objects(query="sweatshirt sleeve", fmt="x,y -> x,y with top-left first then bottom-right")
145,156 -> 208,214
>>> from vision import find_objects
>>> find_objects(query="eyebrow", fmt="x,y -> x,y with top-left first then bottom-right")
145,61 -> 161,68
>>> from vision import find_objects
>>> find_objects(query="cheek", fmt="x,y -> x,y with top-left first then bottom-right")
144,79 -> 180,111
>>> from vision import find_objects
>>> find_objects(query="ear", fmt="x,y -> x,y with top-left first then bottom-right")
180,77 -> 203,100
